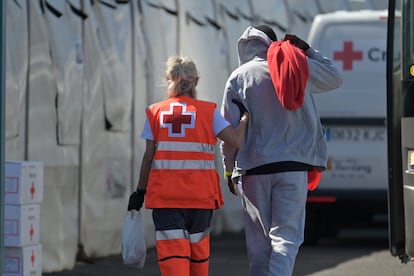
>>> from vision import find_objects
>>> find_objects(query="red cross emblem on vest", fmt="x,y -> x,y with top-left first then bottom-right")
160,102 -> 196,137
333,41 -> 363,71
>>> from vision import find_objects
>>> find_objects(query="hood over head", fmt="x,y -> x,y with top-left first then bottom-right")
237,25 -> 277,66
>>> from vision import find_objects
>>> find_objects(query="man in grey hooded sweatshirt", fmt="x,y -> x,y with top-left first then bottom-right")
220,25 -> 342,276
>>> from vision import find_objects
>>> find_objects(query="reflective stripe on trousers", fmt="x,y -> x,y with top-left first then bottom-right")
153,209 -> 212,276
156,229 -> 210,276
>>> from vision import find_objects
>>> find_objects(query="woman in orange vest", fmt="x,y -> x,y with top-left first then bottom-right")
128,55 -> 248,276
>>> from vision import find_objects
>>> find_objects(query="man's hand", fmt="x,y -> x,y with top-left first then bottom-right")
284,34 -> 310,51
227,176 -> 237,196
127,189 -> 146,211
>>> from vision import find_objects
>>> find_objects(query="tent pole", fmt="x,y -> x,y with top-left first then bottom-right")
0,1 -> 6,275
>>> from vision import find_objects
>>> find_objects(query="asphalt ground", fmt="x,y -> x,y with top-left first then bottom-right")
44,232 -> 249,276
44,230 -> 414,276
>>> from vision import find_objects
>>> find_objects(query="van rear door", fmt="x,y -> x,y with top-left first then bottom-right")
304,10 -> 389,243
308,10 -> 388,193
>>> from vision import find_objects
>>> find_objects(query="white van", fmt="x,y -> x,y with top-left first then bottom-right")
305,10 -> 389,243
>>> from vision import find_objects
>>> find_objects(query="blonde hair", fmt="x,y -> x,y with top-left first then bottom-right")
165,55 -> 199,98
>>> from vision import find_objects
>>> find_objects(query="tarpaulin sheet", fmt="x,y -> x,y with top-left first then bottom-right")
43,0 -> 83,145
5,0 -> 28,159
26,0 -> 80,272
131,0 -> 157,246
141,0 -> 178,104
79,0 -> 132,258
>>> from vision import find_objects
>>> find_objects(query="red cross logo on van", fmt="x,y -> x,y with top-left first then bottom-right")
160,103 -> 196,137
334,41 -> 363,71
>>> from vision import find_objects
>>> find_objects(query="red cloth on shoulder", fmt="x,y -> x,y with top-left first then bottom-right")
267,40 -> 309,110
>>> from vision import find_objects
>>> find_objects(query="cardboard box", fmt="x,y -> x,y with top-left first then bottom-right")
5,161 -> 44,205
3,244 -> 42,276
4,205 -> 40,247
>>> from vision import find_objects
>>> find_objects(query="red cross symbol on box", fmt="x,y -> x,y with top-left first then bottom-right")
30,181 -> 35,199
31,250 -> 36,267
333,41 -> 363,71
30,224 -> 34,240
160,103 -> 196,137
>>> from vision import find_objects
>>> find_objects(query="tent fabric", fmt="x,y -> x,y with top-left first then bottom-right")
141,0 -> 178,104
79,1 -> 132,259
5,0 -> 28,160
43,0 -> 83,145
94,1 -> 132,132
27,1 -> 80,272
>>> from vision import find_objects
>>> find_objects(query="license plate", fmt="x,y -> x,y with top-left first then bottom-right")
325,127 -> 386,143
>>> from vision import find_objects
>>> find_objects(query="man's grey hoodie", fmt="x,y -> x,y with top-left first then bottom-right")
220,26 -> 343,176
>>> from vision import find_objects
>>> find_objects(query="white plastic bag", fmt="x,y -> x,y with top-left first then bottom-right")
121,210 -> 146,268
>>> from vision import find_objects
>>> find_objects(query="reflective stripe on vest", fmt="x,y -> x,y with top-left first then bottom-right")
152,160 -> 216,170
153,141 -> 215,170
156,141 -> 214,153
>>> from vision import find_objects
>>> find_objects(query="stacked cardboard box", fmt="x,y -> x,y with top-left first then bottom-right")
3,161 -> 43,276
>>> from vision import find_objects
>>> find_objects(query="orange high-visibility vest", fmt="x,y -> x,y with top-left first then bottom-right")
145,96 -> 224,209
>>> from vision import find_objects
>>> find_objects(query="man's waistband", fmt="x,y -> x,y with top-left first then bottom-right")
245,161 -> 313,175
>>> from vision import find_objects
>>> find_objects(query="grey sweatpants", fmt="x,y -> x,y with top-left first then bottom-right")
240,171 -> 308,276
